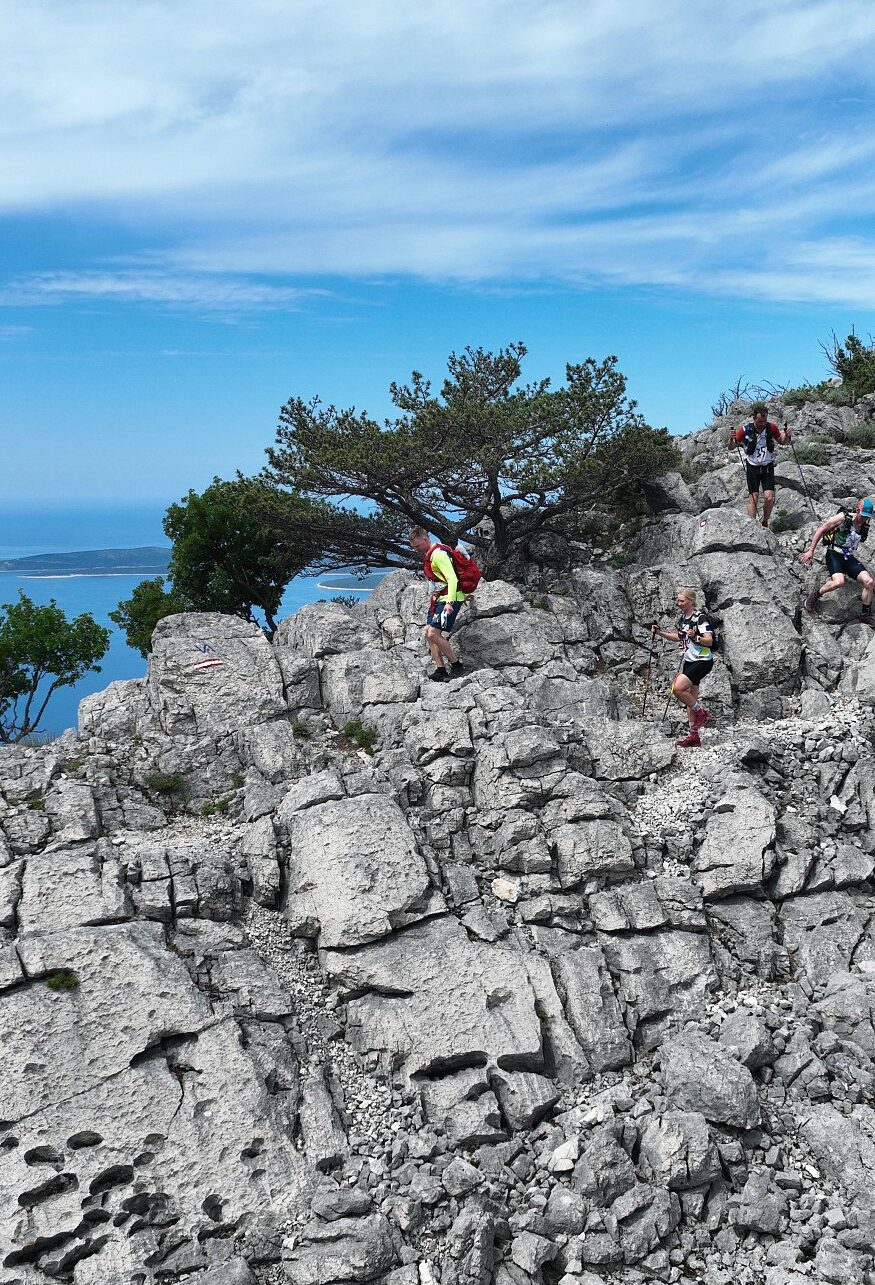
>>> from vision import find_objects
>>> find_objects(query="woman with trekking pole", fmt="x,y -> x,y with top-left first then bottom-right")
651,588 -> 717,748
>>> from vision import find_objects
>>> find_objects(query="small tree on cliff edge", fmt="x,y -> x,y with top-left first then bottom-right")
263,343 -> 678,575
0,592 -> 109,743
113,480 -> 324,655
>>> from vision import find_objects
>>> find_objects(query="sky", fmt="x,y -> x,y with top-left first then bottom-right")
3,0 -> 875,506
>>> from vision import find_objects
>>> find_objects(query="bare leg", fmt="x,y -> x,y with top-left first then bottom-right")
425,625 -> 458,666
815,572 -> 847,599
673,675 -> 698,728
858,571 -> 874,608
747,490 -> 758,520
762,489 -> 776,524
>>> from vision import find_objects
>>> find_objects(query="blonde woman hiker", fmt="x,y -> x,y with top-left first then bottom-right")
651,588 -> 717,748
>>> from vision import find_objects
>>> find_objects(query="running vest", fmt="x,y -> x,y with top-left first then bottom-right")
677,610 -> 714,661
825,514 -> 870,557
742,422 -> 777,465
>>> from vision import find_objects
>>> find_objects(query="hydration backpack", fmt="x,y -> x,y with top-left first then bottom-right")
679,609 -> 721,654
742,421 -> 776,457
424,543 -> 483,595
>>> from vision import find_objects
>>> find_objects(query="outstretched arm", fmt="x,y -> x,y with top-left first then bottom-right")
800,515 -> 840,562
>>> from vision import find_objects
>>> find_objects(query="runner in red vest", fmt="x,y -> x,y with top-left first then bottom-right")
727,402 -> 792,528
409,526 -> 479,681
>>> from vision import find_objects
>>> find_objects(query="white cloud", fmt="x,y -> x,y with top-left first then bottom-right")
0,271 -> 319,311
2,0 -> 875,306
0,324 -> 32,337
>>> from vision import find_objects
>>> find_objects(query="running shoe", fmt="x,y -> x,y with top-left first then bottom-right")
692,707 -> 713,731
803,590 -> 820,615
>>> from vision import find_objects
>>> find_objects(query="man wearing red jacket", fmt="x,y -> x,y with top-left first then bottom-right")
727,402 -> 792,528
409,527 -> 468,682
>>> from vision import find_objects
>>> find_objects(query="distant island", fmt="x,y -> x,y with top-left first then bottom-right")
0,546 -> 171,576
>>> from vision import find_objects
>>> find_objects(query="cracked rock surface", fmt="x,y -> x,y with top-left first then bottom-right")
5,399 -> 875,1285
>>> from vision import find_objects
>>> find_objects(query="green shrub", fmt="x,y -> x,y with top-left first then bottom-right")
609,552 -> 636,569
792,444 -> 828,466
25,795 -> 45,811
45,969 -> 79,992
201,797 -> 231,816
342,719 -> 378,754
330,594 -> 360,609
531,596 -> 553,611
142,771 -> 186,794
847,424 -> 875,449
291,721 -> 311,740
782,382 -> 854,408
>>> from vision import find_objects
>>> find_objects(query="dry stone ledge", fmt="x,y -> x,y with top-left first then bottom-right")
320,649 -> 421,720
283,792 -> 436,948
147,611 -> 287,737
283,1213 -> 396,1285
321,914 -> 544,1078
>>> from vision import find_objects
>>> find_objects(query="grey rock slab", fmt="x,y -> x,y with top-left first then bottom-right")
553,817 -> 635,888
638,1110 -> 720,1190
78,676 -> 150,739
0,858 -> 22,929
5,920 -> 214,1121
275,600 -> 378,659
730,1170 -> 789,1234
491,1069 -> 560,1131
718,1011 -> 777,1068
283,1214 -> 396,1285
573,1124 -> 636,1203
310,1187 -> 373,1221
403,708 -> 474,764
611,1183 -> 681,1264
299,1063 -> 348,1172
588,724 -> 675,781
815,971 -> 875,1057
660,1031 -> 760,1128
461,609 -> 562,669
519,950 -> 589,1085
323,915 -> 543,1077
442,1156 -> 483,1196
694,787 -> 776,899
720,600 -> 802,694
147,612 -> 286,737
284,793 -> 435,948
17,844 -> 127,937
779,891 -> 875,985
447,1203 -> 495,1285
277,769 -> 345,817
238,719 -> 303,783
800,1103 -> 875,1212
45,778 -> 100,842
554,943 -> 632,1072
599,929 -> 716,1050
320,648 -> 421,719
240,815 -> 281,909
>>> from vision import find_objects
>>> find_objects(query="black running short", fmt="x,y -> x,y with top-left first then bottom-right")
826,549 -> 868,580
680,658 -> 714,685
745,461 -> 776,494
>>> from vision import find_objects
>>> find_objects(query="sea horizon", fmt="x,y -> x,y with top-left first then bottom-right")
0,502 -> 382,738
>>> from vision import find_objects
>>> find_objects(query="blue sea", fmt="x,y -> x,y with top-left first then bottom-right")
0,503 -> 380,737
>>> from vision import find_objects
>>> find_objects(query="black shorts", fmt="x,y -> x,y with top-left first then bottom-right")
426,598 -> 463,632
745,461 -> 775,494
826,549 -> 868,580
681,658 -> 714,685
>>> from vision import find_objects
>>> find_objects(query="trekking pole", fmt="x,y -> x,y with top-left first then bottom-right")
641,630 -> 657,716
788,439 -> 817,518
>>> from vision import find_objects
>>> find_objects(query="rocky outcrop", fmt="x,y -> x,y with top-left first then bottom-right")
4,401 -> 875,1284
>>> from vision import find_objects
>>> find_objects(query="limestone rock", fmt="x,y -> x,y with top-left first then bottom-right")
147,612 -> 286,737
322,915 -> 543,1077
694,787 -> 776,898
284,793 -> 434,948
660,1031 -> 760,1128
283,1214 -> 396,1284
